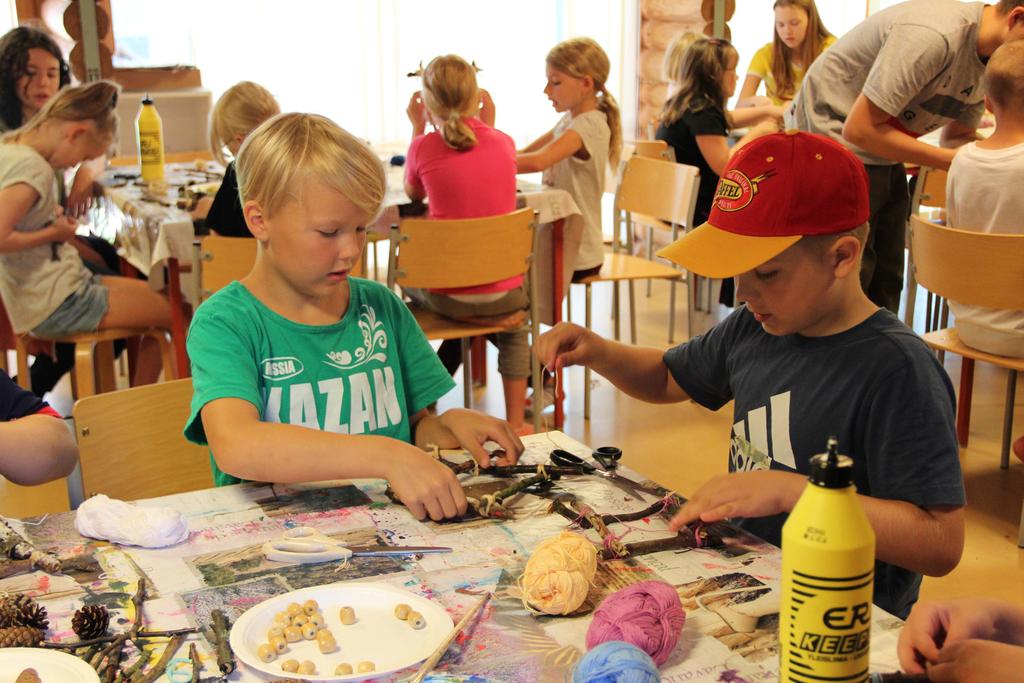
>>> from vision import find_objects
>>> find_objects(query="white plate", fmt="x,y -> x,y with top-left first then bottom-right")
230,581 -> 455,681
0,648 -> 100,683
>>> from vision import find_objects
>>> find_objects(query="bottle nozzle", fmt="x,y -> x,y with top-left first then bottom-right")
826,436 -> 839,467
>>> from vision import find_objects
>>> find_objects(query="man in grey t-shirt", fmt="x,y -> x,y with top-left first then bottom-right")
788,0 -> 1024,313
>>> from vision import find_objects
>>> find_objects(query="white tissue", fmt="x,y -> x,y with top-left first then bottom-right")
74,494 -> 189,548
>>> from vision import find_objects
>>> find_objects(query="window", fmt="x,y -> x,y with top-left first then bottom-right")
110,0 -> 638,146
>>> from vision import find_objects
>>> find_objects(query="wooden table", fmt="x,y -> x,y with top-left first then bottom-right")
3,432 -> 904,681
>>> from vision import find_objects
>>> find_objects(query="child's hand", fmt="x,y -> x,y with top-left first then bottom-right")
438,408 -> 523,468
535,322 -> 603,372
49,208 -> 79,242
898,599 -> 1006,674
926,640 -> 1024,683
667,471 -> 803,531
407,92 -> 428,136
478,88 -> 496,127
387,443 -> 468,521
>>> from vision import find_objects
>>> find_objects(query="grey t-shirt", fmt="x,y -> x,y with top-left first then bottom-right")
787,0 -> 986,165
663,307 -> 964,618
542,110 -> 610,271
0,143 -> 89,333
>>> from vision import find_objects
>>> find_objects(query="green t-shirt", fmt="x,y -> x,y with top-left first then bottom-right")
184,278 -> 455,486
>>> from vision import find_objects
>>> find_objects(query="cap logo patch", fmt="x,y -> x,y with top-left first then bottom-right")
714,169 -> 776,212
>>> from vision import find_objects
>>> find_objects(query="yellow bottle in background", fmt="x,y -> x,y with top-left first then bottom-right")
135,94 -> 165,182
779,437 -> 875,683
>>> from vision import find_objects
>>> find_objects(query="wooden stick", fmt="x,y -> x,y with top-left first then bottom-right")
133,633 -> 184,683
128,578 -> 147,639
210,609 -> 234,674
188,642 -> 201,683
43,628 -> 199,650
598,527 -> 718,560
0,517 -> 62,573
0,558 -> 33,579
470,470 -> 550,517
408,592 -> 491,683
578,503 -> 629,558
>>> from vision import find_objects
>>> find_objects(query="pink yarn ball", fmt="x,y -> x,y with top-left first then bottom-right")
585,580 -> 686,667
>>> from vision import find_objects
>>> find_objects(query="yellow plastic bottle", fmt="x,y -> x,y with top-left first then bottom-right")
779,437 -> 875,683
135,94 -> 165,182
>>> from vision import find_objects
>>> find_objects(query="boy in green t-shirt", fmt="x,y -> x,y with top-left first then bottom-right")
184,112 -> 523,522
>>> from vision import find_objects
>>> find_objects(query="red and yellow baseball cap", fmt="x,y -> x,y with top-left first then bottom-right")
656,130 -> 870,278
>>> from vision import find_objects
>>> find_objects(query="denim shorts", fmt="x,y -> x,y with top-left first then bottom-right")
32,274 -> 109,338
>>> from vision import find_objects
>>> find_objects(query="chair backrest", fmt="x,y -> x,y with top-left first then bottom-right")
909,166 -> 947,220
615,155 -> 700,228
909,215 -> 1024,309
388,208 -> 536,290
71,378 -> 213,504
632,139 -> 674,162
194,234 -> 367,302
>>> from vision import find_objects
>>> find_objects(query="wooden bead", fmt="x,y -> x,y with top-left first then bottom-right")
298,660 -> 316,674
273,611 -> 290,624
394,603 -> 411,620
407,611 -> 426,629
283,625 -> 302,643
267,626 -> 284,641
301,622 -> 318,640
308,611 -> 326,628
335,663 -> 354,675
316,628 -> 335,643
317,635 -> 336,654
339,606 -> 356,625
269,635 -> 287,653
256,643 -> 276,663
281,659 -> 299,673
357,661 -> 375,673
286,602 -> 303,616
292,614 -> 308,627
302,599 -> 319,615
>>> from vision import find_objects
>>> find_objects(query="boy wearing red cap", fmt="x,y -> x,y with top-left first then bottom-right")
535,131 -> 964,619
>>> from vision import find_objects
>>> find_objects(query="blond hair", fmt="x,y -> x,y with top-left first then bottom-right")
209,81 -> 280,165
546,37 -> 622,168
662,31 -> 700,83
985,40 -> 1024,113
236,113 -> 385,222
421,55 -> 479,151
6,79 -> 119,145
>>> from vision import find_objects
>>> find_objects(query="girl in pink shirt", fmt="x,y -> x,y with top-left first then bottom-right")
403,55 -> 530,433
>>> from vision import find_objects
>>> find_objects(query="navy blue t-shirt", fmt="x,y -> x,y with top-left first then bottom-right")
0,370 -> 50,420
663,307 -> 964,618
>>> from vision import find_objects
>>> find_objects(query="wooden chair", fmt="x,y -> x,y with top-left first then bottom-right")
193,235 -> 259,302
15,327 -> 173,398
193,235 -> 367,303
908,216 -> 1024,471
387,208 -> 542,431
70,378 -> 213,505
574,156 -> 697,420
904,166 -> 948,330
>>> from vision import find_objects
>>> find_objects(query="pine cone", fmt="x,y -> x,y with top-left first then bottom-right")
71,604 -> 109,640
0,603 -> 22,627
0,625 -> 44,647
0,595 -> 48,630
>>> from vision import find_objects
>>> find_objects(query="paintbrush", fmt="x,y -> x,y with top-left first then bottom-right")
407,592 -> 491,683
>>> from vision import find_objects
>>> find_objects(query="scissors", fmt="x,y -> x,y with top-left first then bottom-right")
263,527 -> 452,565
549,448 -> 646,501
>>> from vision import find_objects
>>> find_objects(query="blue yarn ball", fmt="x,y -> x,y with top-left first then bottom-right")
573,641 -> 661,683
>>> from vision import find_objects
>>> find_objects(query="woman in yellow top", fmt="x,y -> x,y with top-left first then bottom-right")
738,0 -> 835,107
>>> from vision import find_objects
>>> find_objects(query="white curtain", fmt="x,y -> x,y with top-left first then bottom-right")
111,0 -> 638,147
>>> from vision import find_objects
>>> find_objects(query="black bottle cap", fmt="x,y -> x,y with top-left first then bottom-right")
142,93 -> 153,105
808,436 -> 854,489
